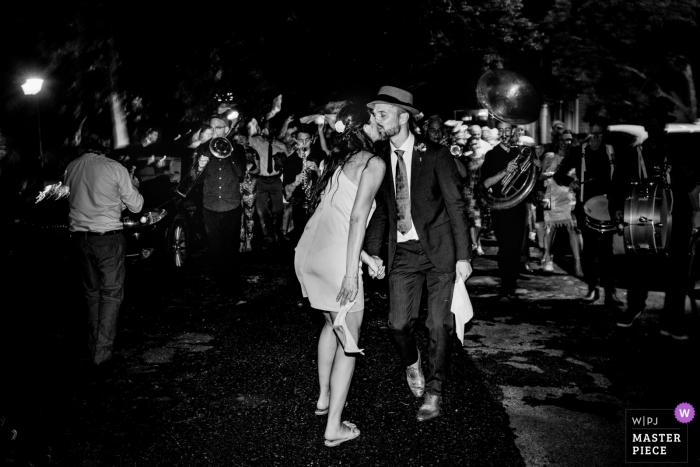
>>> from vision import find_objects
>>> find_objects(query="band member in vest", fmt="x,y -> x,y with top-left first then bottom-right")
552,121 -> 622,305
283,125 -> 323,245
479,132 -> 529,301
249,121 -> 288,249
609,113 -> 690,339
365,86 -> 472,422
187,115 -> 247,303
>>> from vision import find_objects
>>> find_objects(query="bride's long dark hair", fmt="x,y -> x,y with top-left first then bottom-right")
308,103 -> 377,212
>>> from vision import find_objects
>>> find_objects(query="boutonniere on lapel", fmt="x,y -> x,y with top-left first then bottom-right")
414,142 -> 427,162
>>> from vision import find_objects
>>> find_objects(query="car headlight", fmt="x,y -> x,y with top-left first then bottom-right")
139,209 -> 167,226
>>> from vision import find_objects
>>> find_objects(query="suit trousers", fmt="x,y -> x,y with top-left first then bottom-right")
290,203 -> 309,246
255,177 -> 284,242
626,207 -> 691,327
491,202 -> 528,294
203,206 -> 242,296
72,232 -> 125,365
388,240 -> 455,396
575,206 -> 615,292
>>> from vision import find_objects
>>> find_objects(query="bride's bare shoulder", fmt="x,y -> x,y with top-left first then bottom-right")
356,151 -> 386,171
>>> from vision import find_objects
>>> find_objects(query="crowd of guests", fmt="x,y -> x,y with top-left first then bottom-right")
169,105 -> 689,337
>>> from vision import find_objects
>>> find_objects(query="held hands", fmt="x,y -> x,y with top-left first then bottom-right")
365,254 -> 386,280
456,260 -> 472,282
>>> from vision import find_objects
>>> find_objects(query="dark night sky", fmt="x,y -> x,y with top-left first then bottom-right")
1,0 -> 554,151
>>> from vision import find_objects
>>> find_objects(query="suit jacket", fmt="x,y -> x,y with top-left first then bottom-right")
365,135 -> 471,273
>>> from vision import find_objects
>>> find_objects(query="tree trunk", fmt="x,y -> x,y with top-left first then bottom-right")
684,63 -> 697,122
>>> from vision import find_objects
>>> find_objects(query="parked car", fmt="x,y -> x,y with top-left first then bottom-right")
12,154 -> 206,269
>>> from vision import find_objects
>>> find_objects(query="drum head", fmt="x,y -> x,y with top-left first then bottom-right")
658,185 -> 672,251
584,195 -> 611,221
623,182 -> 673,254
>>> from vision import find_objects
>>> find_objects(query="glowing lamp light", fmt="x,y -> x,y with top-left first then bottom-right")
227,110 -> 239,120
21,78 -> 43,96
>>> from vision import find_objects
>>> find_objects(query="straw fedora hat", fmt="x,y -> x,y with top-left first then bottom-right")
367,86 -> 421,117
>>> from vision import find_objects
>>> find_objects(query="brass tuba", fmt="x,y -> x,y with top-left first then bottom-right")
476,70 -> 542,210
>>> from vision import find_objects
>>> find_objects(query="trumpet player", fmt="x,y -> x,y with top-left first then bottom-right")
193,115 -> 247,304
480,133 -> 531,302
283,125 -> 323,245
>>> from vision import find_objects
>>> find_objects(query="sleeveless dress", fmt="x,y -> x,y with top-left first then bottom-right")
295,167 -> 376,313
542,152 -> 577,228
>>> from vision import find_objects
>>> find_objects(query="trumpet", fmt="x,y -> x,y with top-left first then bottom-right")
450,144 -> 465,156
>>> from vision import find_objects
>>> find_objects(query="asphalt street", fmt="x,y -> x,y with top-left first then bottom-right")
1,238 -> 698,466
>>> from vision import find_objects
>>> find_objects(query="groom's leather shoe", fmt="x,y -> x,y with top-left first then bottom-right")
416,393 -> 442,422
406,352 -> 425,398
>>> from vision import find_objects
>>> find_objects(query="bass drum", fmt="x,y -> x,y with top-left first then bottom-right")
623,181 -> 673,254
583,195 -> 616,233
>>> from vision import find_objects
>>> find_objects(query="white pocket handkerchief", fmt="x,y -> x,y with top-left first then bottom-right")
451,279 -> 474,344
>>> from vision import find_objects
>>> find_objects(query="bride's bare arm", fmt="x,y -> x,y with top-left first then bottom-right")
336,156 -> 386,306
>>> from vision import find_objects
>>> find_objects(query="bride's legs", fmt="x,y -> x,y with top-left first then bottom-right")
317,312 -> 337,411
324,309 -> 364,441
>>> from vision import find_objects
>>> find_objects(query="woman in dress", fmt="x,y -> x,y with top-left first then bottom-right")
540,130 -> 583,276
233,133 -> 259,252
464,137 -> 488,256
294,103 -> 386,447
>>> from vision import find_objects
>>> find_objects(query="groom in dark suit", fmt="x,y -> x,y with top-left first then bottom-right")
365,86 -> 472,422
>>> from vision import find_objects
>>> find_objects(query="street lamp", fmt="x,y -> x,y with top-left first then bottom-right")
21,78 -> 43,96
22,78 -> 44,160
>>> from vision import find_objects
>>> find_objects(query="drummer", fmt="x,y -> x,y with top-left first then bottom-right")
553,119 -> 623,306
609,111 -> 691,339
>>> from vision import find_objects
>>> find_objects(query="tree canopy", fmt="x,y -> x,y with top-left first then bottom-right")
542,0 -> 700,122
4,0 -> 700,150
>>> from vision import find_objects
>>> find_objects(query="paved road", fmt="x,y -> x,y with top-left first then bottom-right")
1,240 -> 698,466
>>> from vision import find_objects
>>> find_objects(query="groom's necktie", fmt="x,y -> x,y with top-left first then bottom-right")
394,150 -> 412,235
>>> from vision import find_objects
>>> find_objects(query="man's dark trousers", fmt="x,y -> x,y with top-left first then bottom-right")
290,203 -> 309,245
255,177 -> 284,244
575,205 -> 615,292
203,206 -> 242,297
491,202 -> 528,294
388,240 -> 454,396
73,232 -> 125,365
